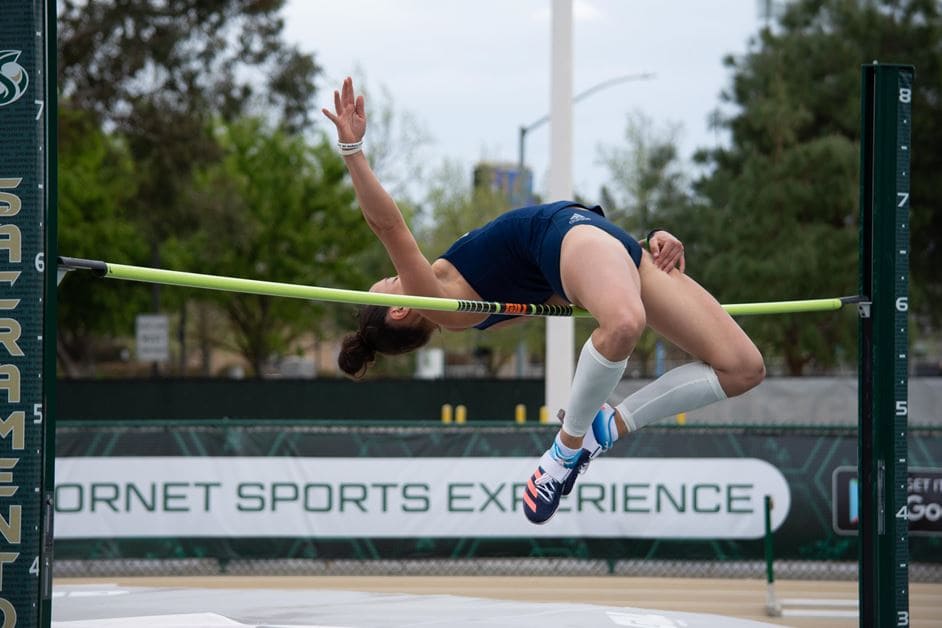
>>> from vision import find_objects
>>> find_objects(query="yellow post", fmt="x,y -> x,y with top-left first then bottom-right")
514,404 -> 526,424
455,404 -> 467,424
539,405 -> 549,424
441,404 -> 453,424
676,412 -> 687,426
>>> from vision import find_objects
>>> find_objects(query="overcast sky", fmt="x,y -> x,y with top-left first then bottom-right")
283,0 -> 765,201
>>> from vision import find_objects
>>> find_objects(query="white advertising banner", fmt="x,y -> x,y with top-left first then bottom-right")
54,457 -> 790,539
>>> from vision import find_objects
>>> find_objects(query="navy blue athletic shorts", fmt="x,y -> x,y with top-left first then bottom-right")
439,201 -> 643,329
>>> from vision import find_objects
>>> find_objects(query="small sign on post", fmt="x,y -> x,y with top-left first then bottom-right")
136,314 -> 169,362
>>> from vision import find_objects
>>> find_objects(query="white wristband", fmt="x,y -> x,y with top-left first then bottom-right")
338,140 -> 363,156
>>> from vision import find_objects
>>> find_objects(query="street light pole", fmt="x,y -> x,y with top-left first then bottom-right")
516,71 -> 655,205
545,0 -> 574,417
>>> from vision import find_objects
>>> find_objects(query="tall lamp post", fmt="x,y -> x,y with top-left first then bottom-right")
515,71 -> 655,206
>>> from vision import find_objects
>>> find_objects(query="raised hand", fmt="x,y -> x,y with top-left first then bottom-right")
322,76 -> 366,144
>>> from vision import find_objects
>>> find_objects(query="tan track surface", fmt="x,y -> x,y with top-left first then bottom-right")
59,576 -> 942,628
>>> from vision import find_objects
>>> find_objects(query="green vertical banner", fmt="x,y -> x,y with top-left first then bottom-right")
859,63 -> 913,628
0,1 -> 50,626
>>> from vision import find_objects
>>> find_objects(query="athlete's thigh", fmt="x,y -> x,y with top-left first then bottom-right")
638,250 -> 757,370
559,226 -> 643,323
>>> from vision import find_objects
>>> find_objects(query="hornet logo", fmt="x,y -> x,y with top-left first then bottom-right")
0,50 -> 29,107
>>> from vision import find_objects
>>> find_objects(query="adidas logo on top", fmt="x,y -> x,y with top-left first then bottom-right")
568,212 -> 591,225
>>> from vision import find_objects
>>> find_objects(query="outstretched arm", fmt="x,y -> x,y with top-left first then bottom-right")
322,78 -> 443,298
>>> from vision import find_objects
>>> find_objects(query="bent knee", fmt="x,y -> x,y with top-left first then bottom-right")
740,351 -> 766,392
596,311 -> 646,359
718,346 -> 766,397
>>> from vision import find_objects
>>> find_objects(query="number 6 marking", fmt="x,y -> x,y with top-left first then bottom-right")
896,297 -> 908,312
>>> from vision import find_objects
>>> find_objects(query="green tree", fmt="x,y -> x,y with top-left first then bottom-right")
58,0 -> 321,313
57,106 -> 149,376
596,111 -> 691,376
690,0 -> 941,373
358,80 -> 434,203
180,117 -> 374,376
597,110 -> 689,234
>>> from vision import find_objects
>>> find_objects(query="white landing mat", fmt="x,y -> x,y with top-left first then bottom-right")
53,584 -> 783,628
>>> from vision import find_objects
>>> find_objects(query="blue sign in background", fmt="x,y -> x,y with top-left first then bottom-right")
834,467 -> 942,536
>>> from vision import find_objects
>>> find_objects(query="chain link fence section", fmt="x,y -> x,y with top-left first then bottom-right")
55,558 -> 941,583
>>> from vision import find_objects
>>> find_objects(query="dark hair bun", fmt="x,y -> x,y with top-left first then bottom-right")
338,332 -> 375,378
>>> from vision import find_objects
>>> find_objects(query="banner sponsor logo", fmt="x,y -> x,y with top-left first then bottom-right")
55,457 -> 790,539
0,50 -> 28,107
832,466 -> 942,536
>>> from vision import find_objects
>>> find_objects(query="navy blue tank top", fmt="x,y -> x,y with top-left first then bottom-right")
438,201 -> 642,329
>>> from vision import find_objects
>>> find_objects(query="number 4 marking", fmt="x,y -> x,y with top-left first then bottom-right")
30,556 -> 40,576
897,193 -> 909,207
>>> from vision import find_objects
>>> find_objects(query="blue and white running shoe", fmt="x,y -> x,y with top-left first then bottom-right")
587,403 -> 618,458
523,446 -> 587,524
558,404 -> 619,496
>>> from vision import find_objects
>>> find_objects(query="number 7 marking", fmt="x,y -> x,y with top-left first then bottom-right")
35,100 -> 44,121
897,193 -> 909,208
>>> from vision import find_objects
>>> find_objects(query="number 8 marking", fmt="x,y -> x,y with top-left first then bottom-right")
899,88 -> 912,103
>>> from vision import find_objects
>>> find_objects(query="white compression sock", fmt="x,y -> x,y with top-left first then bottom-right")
615,362 -> 727,432
540,433 -> 585,481
561,337 -> 628,438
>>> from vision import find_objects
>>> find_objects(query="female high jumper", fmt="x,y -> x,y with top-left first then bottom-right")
323,77 -> 765,524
